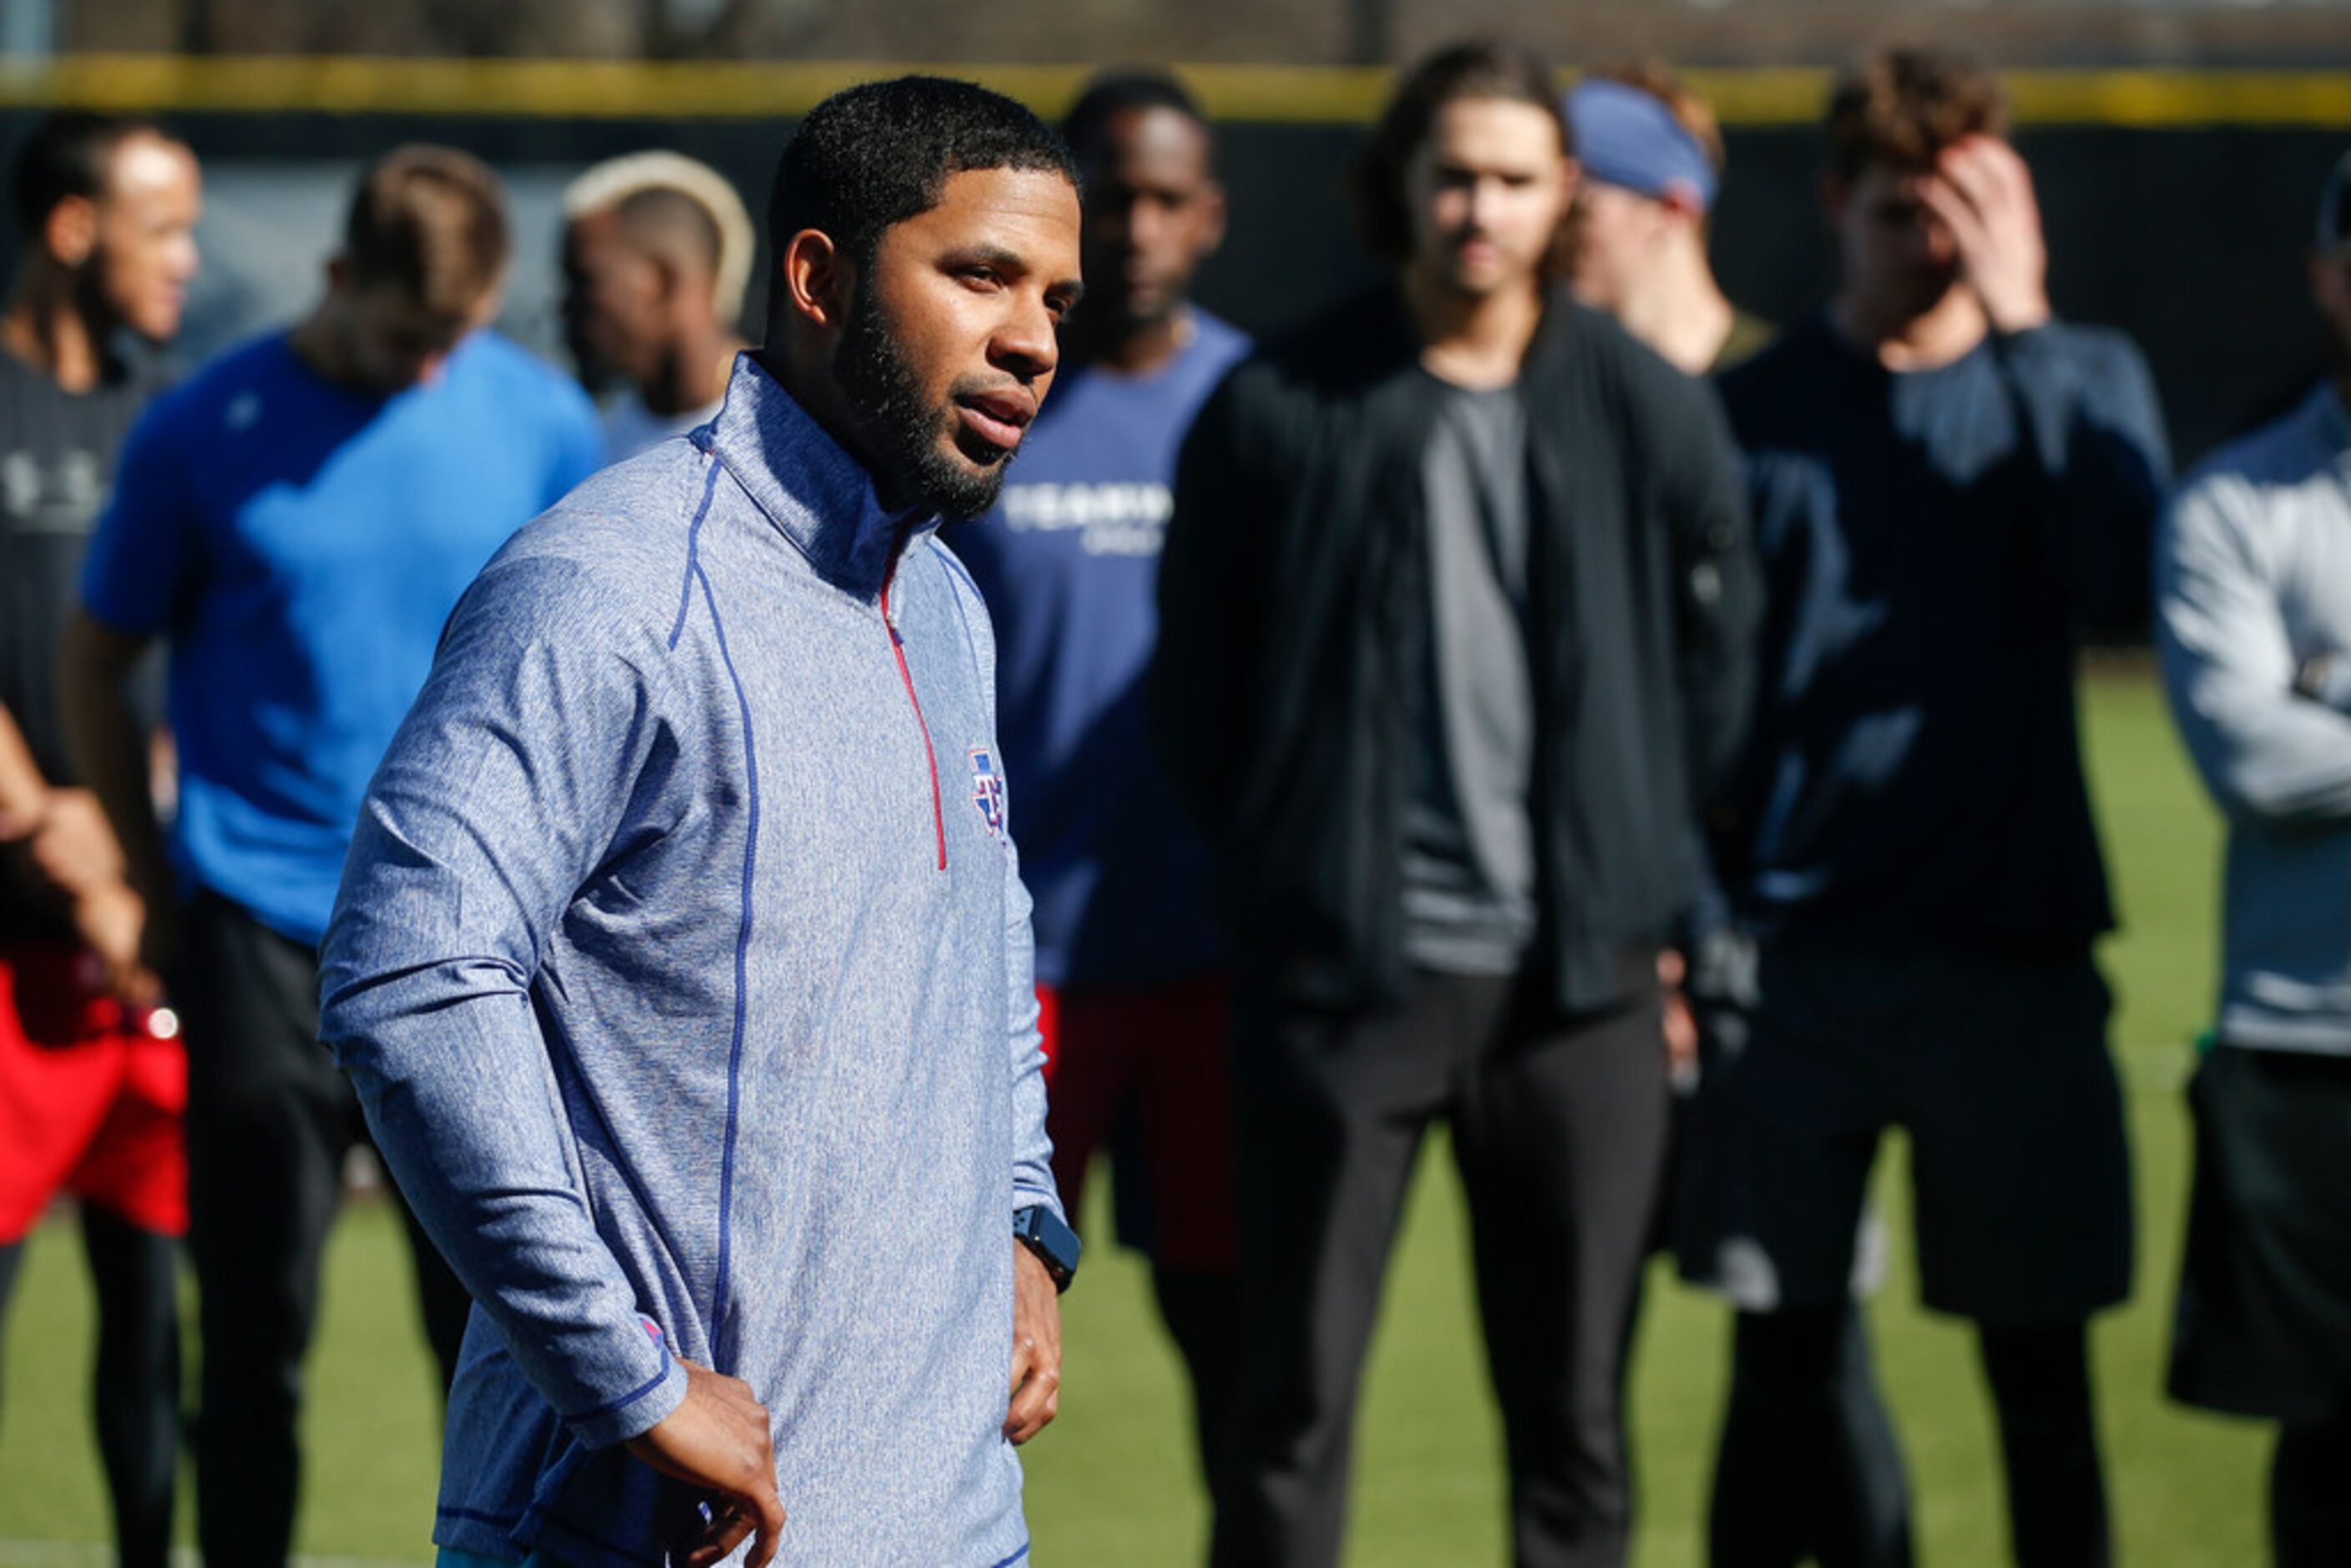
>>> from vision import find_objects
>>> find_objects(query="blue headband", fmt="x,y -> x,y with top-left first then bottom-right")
1565,78 -> 1718,213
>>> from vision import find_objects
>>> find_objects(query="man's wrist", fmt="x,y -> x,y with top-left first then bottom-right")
1014,1203 -> 1080,1292
1987,298 -> 2054,338
0,792 -> 47,845
570,1323 -> 689,1450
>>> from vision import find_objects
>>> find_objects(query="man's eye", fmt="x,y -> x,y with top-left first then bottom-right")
961,266 -> 1002,288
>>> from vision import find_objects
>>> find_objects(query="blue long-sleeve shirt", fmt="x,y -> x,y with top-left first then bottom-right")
953,312 -> 1250,989
319,356 -> 1059,1567
1714,314 -> 2170,953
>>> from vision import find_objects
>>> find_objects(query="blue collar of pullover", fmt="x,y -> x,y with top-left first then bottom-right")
696,351 -> 937,601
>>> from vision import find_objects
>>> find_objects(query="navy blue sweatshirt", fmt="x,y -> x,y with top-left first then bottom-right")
1712,313 -> 2169,953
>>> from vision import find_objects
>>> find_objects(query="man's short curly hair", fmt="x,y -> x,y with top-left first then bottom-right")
767,74 -> 1076,306
1827,47 -> 2009,185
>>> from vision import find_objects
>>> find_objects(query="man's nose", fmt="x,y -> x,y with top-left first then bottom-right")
1128,196 -> 1171,252
993,295 -> 1060,378
1466,177 -> 1504,231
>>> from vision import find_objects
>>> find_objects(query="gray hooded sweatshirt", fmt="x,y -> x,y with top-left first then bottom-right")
321,353 -> 1059,1565
2158,382 -> 2351,1055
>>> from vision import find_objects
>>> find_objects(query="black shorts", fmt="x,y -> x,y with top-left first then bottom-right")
2168,1044 -> 2351,1423
1673,936 -> 2134,1325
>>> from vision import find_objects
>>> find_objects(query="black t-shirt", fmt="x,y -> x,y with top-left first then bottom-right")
0,346 -> 165,936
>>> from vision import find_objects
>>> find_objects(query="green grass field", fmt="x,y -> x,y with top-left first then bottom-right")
0,670 -> 2274,1564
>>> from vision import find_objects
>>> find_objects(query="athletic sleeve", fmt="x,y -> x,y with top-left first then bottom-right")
1995,326 -> 2172,636
949,547 -> 1064,1223
1003,831 -> 1061,1222
318,549 -> 689,1449
78,394 -> 199,637
2157,471 -> 2351,827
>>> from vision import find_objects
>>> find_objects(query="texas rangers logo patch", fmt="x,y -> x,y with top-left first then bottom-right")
969,748 -> 1007,837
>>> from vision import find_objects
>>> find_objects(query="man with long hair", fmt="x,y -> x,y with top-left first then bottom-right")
1158,40 -> 1759,1566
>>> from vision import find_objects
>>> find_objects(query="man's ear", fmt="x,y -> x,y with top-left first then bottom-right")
1198,178 -> 1230,259
780,229 -> 853,332
1820,173 -> 1848,230
645,248 -> 686,310
1661,185 -> 1707,230
2312,250 -> 2350,324
43,195 -> 97,269
1556,156 -> 1584,224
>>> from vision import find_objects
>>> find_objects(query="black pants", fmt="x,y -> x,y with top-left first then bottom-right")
0,1206 -> 180,1568
1213,968 -> 1671,1568
174,893 -> 471,1566
1714,1308 -> 2107,1568
2273,1407 -> 2351,1568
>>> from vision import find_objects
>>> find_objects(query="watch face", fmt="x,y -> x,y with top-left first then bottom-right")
1018,1205 -> 1082,1284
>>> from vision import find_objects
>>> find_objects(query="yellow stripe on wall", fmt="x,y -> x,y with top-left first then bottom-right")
4,54 -> 2351,128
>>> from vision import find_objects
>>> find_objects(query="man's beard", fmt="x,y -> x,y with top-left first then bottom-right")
834,287 -> 1011,521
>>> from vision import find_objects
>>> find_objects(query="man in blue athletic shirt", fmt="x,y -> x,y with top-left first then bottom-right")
953,68 -> 1249,1504
60,144 -> 603,1566
1676,48 -> 2169,1568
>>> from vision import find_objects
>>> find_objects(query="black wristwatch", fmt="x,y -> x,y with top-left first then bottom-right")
1014,1204 -> 1081,1293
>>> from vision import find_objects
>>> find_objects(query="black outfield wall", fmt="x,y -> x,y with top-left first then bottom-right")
3,105 -> 2342,466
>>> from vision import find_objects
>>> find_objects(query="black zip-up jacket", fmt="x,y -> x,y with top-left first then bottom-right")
1152,286 -> 1762,1015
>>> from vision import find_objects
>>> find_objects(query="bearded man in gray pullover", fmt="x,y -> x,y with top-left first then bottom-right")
2159,147 -> 2351,1568
319,78 -> 1085,1568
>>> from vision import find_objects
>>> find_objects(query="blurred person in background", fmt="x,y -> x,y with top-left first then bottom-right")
954,67 -> 1251,1508
2159,147 -> 2351,1568
1561,65 -> 1762,1065
1678,46 -> 2169,1568
560,150 -> 754,463
1157,39 -> 1758,1567
1561,65 -> 1770,376
59,144 -> 602,1566
1563,63 -> 1919,1566
0,109 -> 197,1568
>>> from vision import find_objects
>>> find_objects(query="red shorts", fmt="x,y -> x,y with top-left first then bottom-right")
0,941 -> 188,1242
1037,969 -> 1235,1272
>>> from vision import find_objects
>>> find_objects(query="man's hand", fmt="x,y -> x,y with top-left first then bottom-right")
1005,1242 -> 1063,1445
1658,948 -> 1698,1081
1921,135 -> 2051,335
72,883 -> 162,1009
624,1358 -> 786,1568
